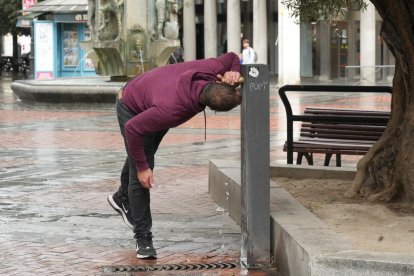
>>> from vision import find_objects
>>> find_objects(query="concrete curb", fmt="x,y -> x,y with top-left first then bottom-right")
208,159 -> 414,276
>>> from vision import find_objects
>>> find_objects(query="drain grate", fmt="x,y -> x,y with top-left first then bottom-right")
102,262 -> 238,273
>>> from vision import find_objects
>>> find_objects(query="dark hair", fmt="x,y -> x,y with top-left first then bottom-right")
201,82 -> 242,111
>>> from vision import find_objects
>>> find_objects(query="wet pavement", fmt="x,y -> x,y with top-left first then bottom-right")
0,75 -> 280,276
0,74 -> 391,275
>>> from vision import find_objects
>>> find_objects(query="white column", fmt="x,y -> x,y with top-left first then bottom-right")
278,0 -> 300,84
204,0 -> 217,58
360,2 -> 376,84
183,0 -> 196,61
227,0 -> 241,54
318,22 -> 331,80
253,0 -> 267,64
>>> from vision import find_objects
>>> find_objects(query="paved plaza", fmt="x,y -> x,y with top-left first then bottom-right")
0,75 -> 282,276
0,75 -> 391,275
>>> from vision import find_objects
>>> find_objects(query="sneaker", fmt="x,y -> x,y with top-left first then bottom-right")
107,194 -> 134,229
136,234 -> 157,259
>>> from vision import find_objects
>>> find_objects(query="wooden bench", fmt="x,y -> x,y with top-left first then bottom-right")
286,108 -> 389,166
278,85 -> 392,166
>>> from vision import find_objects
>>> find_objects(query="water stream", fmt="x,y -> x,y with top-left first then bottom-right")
139,50 -> 144,74
71,49 -> 95,78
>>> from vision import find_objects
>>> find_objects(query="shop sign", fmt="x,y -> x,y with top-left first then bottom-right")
34,22 -> 55,79
22,0 -> 37,10
53,13 -> 88,22
75,14 -> 88,21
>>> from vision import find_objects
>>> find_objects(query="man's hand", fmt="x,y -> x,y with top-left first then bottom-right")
138,168 -> 154,189
217,71 -> 242,86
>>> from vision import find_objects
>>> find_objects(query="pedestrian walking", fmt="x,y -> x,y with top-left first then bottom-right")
241,38 -> 256,64
108,52 -> 242,259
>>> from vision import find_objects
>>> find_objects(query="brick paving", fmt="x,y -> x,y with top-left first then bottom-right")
0,76 -> 279,276
0,75 -> 390,275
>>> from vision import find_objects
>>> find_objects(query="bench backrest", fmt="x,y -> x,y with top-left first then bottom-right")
302,108 -> 389,141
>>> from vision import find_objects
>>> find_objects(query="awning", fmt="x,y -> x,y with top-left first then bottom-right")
18,0 -> 88,26
17,12 -> 44,28
22,0 -> 87,13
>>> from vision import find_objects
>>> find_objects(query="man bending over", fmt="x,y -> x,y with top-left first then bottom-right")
108,52 -> 242,259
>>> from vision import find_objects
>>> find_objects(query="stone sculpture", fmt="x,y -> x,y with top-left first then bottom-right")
164,0 -> 180,40
85,0 -> 182,78
96,0 -> 124,41
87,0 -> 96,32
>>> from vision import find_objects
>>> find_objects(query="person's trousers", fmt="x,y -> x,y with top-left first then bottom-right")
116,97 -> 167,239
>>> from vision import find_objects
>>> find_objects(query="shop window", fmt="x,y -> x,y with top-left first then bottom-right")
63,25 -> 79,67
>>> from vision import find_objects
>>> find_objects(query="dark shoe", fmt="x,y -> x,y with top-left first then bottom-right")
136,234 -> 157,259
107,194 -> 133,229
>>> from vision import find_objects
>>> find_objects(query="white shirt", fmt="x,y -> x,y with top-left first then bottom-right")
242,47 -> 255,64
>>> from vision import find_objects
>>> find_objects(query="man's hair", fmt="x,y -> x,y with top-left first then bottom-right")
242,39 -> 250,44
202,82 -> 242,112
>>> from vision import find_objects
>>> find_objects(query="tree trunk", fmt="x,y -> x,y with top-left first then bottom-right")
346,0 -> 414,209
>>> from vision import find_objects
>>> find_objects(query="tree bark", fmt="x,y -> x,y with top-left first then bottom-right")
346,0 -> 414,208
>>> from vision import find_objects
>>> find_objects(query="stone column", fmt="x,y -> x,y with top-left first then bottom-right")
204,0 -> 217,58
318,22 -> 330,80
183,0 -> 196,61
347,19 -> 357,81
268,0 -> 278,75
278,0 -> 300,84
360,2 -> 376,84
253,0 -> 267,64
227,0 -> 241,54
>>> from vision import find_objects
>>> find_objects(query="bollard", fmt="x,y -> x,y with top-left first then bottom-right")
240,64 -> 270,268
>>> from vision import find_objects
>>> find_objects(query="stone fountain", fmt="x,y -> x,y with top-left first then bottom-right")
11,0 -> 182,104
85,0 -> 181,79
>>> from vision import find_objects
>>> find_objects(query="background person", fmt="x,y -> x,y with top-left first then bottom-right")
241,38 -> 256,64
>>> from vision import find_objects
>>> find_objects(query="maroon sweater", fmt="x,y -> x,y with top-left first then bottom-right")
122,52 -> 240,171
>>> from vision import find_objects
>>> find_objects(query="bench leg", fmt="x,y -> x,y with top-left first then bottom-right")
324,154 -> 332,166
297,153 -> 313,165
336,154 -> 341,167
304,153 -> 313,165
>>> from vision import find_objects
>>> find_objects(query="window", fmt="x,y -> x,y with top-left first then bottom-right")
63,25 -> 79,67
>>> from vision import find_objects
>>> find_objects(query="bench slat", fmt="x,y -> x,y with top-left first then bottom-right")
300,132 -> 382,140
301,123 -> 386,131
299,137 -> 377,144
304,108 -> 390,116
290,142 -> 372,150
301,126 -> 383,136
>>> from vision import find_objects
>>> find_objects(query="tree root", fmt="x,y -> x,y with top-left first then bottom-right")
367,184 -> 398,202
344,128 -> 398,199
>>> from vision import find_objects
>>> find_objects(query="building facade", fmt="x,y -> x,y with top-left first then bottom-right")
20,0 -> 95,79
20,0 -> 394,84
182,0 -> 394,85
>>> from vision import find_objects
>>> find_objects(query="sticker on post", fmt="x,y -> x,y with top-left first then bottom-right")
248,67 -> 259,78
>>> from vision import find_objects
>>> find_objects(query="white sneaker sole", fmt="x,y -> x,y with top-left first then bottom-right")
107,195 -> 134,229
136,253 -> 157,259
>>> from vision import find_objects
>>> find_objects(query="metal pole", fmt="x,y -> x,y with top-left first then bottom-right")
240,64 -> 270,267
29,22 -> 35,79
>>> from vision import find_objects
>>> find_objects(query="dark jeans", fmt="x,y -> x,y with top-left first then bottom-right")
116,97 -> 168,239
